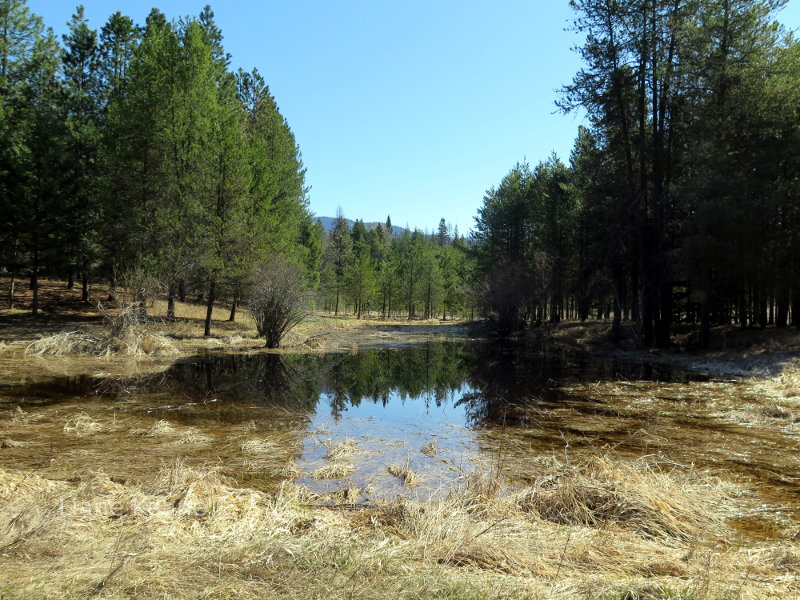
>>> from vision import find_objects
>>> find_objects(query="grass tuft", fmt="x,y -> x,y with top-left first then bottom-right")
513,455 -> 722,540
0,438 -> 29,448
241,437 -> 276,455
63,413 -> 103,437
420,440 -> 438,457
323,438 -> 358,461
26,327 -> 180,357
310,463 -> 356,480
387,460 -> 422,487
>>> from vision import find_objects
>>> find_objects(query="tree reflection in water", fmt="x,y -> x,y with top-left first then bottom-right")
105,341 -> 699,427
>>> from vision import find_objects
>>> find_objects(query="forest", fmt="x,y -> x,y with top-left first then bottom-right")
0,1 -> 476,337
474,0 -> 800,347
2,0 -> 799,350
0,2 -> 319,337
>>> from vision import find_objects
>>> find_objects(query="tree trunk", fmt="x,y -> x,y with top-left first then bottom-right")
167,283 -> 176,320
8,272 -> 15,310
204,280 -> 215,337
777,290 -> 789,328
611,294 -> 622,343
108,270 -> 116,302
758,296 -> 767,329
228,297 -> 237,322
768,294 -> 775,326
81,272 -> 89,303
655,280 -> 672,349
31,267 -> 39,316
67,271 -> 74,290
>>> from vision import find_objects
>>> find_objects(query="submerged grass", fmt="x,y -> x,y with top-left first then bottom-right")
63,412 -> 103,437
0,453 -> 796,598
388,459 -> 423,487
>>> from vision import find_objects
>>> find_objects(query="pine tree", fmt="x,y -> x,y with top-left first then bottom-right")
61,5 -> 102,301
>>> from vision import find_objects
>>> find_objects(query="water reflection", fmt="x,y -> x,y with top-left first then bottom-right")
4,339 -> 798,523
3,341 -> 704,426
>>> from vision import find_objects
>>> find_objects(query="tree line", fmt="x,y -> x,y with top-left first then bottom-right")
318,214 -> 475,320
474,0 -> 800,347
0,2 -> 319,336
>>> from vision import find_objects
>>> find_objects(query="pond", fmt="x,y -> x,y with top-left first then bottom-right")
1,341 -> 798,525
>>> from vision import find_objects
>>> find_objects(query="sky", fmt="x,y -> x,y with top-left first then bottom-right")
27,0 -> 800,235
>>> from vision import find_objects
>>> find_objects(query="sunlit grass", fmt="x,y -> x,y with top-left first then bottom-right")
0,455 -> 795,599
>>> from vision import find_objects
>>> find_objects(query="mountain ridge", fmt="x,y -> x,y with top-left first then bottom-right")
315,216 -> 407,236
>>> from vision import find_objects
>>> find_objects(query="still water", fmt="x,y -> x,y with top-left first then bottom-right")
2,341 -> 797,523
1,342 -> 720,495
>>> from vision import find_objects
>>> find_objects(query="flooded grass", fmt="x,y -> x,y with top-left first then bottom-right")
310,463 -> 356,480
388,460 -> 423,487
2,340 -> 800,597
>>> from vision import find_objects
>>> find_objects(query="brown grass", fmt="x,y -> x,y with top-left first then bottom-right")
324,438 -> 358,461
420,440 -> 438,457
310,463 -> 356,480
63,412 -> 104,437
512,455 -> 724,540
240,437 -> 276,455
0,455 -> 796,599
388,459 -> 422,487
26,327 -> 181,358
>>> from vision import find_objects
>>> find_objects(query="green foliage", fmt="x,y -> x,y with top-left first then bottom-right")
0,1 -> 312,329
474,0 -> 800,342
317,215 -> 475,320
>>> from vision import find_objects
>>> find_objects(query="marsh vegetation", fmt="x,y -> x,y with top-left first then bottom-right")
1,340 -> 798,598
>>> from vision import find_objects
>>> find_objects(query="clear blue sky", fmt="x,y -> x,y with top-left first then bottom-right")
27,1 -> 800,235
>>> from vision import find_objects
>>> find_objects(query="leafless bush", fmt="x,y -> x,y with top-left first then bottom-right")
111,268 -> 162,318
248,256 -> 309,348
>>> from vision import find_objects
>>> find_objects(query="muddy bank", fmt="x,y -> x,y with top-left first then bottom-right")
534,321 -> 800,397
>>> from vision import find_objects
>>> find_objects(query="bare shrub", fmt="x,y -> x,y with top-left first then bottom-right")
111,268 -> 162,318
248,256 -> 309,348
25,299 -> 178,358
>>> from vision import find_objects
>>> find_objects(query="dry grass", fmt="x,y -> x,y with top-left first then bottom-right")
240,437 -> 276,455
0,455 -> 796,599
324,438 -> 358,461
128,420 -> 212,445
512,455 -> 724,540
310,463 -> 356,480
0,439 -> 29,449
420,440 -> 438,457
130,419 -> 177,436
63,413 -> 103,437
26,327 -> 180,358
388,459 -> 422,487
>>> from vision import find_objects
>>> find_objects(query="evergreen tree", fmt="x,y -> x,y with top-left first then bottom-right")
326,211 -> 352,316
61,5 -> 102,301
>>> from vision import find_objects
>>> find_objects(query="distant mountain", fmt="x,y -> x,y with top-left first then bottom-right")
316,216 -> 407,237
